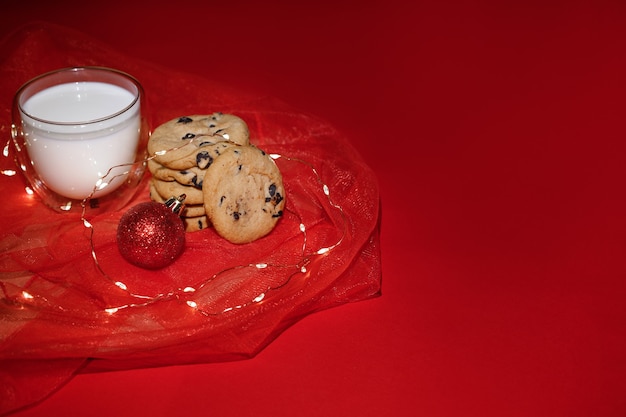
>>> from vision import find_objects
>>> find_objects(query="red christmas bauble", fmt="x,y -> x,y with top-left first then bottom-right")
116,199 -> 186,269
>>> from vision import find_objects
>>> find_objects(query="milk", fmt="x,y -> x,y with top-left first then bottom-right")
20,81 -> 141,200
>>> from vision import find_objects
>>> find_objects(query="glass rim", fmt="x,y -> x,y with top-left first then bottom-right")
15,66 -> 143,127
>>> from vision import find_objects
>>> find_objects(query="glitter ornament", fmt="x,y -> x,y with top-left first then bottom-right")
117,195 -> 187,269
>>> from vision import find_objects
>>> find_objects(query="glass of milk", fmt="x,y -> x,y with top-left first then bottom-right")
11,67 -> 149,212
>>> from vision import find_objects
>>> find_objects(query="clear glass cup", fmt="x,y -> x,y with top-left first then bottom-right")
10,66 -> 149,213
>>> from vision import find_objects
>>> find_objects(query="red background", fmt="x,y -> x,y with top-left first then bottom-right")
3,0 -> 626,416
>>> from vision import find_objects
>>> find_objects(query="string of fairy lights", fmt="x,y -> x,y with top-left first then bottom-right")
2,129 -> 348,319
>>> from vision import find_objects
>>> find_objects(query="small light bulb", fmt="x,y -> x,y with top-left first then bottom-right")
115,281 -> 128,291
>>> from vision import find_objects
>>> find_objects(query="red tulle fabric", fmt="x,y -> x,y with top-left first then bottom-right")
0,23 -> 381,415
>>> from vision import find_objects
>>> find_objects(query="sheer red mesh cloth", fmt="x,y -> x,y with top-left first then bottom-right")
0,22 -> 381,415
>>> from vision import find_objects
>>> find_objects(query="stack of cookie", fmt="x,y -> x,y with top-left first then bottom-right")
147,113 -> 285,244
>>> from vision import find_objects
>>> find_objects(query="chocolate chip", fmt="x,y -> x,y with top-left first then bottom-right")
197,219 -> 204,230
233,212 -> 241,220
272,210 -> 283,218
196,151 -> 213,169
182,133 -> 196,140
198,141 -> 214,147
269,183 -> 276,197
191,176 -> 203,190
177,117 -> 193,124
219,196 -> 226,206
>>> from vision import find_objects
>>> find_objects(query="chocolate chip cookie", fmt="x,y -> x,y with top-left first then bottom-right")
147,113 -> 250,169
202,145 -> 285,244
